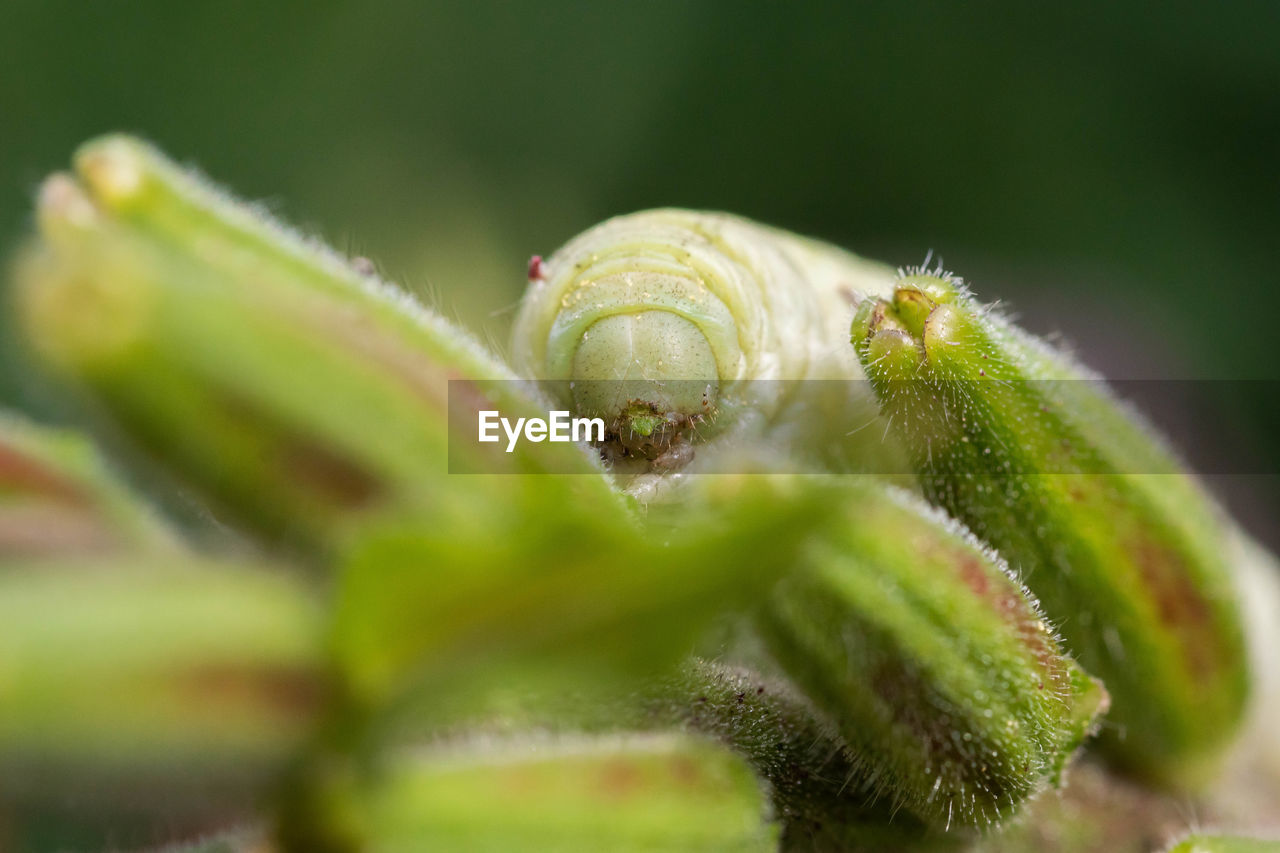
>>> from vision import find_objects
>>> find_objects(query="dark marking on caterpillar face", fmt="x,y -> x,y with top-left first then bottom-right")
596,399 -> 706,469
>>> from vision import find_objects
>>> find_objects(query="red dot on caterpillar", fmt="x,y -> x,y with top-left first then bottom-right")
527,254 -> 546,281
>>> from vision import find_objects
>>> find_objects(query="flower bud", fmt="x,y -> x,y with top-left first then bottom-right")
659,659 -> 936,849
1167,836 -> 1280,853
13,137 -> 621,550
758,484 -> 1108,829
0,411 -> 179,557
295,733 -> 777,852
851,269 -> 1249,784
0,559 -> 325,818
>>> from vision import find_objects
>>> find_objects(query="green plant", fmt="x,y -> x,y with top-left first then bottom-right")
1,136 -> 1276,851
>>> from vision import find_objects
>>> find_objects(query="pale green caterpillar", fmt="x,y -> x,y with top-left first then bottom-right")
510,209 -> 897,472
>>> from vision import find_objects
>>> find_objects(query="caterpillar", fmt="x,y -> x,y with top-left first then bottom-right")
510,209 -> 898,475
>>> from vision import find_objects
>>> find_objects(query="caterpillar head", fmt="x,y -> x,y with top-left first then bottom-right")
511,212 -> 752,466
511,210 -> 888,472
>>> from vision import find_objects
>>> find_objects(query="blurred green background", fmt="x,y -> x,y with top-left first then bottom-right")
1,1 -> 1277,539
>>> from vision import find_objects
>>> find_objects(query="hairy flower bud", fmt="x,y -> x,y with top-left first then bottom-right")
655,658 -> 937,850
1166,836 -> 1280,853
300,733 -> 777,852
758,484 -> 1107,830
13,138 -> 623,552
0,412 -> 180,557
851,269 -> 1249,785
0,560 -> 324,818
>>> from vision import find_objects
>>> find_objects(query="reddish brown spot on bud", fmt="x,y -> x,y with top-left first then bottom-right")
0,445 -> 91,506
1127,533 -> 1217,678
597,758 -> 643,799
174,664 -> 324,718
282,439 -> 383,509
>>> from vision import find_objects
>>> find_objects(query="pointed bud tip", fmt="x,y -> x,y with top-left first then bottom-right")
34,173 -> 103,244
891,288 -> 935,338
853,274 -> 960,352
74,134 -> 151,210
895,273 -> 960,304
864,328 -> 923,377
